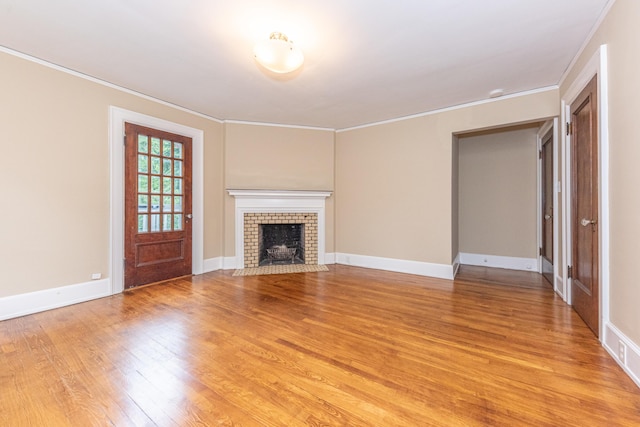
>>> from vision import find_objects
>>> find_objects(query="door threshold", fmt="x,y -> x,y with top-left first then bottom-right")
124,274 -> 194,292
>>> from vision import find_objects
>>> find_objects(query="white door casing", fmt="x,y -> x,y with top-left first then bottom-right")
109,107 -> 204,294
560,45 -> 609,339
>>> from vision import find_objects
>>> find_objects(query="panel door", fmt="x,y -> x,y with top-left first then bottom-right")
124,122 -> 192,289
541,131 -> 554,284
570,75 -> 599,336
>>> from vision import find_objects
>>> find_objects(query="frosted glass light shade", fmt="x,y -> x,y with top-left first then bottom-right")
254,32 -> 304,74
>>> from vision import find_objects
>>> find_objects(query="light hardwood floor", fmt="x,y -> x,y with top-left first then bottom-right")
1,265 -> 639,426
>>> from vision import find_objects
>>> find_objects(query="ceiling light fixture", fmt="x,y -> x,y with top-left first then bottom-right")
489,89 -> 505,98
253,32 -> 304,74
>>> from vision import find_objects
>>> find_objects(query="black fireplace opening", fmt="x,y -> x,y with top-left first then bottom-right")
259,223 -> 305,266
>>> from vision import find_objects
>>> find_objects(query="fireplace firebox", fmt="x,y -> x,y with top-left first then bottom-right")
241,211 -> 319,268
259,223 -> 304,266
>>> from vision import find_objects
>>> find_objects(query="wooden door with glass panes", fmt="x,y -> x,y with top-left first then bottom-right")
124,122 -> 192,289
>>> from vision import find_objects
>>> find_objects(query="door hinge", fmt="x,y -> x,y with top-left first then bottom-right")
566,122 -> 572,136
567,265 -> 573,279
539,247 -> 543,256
539,150 -> 542,159
123,134 -> 126,145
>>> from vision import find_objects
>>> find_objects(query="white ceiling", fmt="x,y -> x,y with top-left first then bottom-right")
0,0 -> 610,129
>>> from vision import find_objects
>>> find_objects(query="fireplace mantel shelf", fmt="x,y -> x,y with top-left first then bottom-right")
227,190 -> 332,200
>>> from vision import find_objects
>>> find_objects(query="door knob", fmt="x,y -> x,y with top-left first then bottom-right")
544,214 -> 552,220
580,218 -> 596,226
186,214 -> 193,219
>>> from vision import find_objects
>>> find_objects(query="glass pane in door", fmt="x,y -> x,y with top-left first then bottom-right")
135,135 -> 186,234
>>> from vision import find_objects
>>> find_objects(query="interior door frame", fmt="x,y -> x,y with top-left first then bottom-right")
536,118 -> 559,293
109,107 -> 204,294
560,45 -> 610,340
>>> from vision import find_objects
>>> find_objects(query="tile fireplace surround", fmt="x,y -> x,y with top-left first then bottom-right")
228,190 -> 332,269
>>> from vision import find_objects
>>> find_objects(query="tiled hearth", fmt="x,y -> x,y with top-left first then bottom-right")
228,190 -> 332,269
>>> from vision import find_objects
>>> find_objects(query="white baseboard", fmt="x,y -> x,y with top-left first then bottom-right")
452,253 -> 461,277
555,274 -> 567,301
335,253 -> 454,280
203,257 -> 222,273
203,256 -> 239,271
0,279 -> 111,321
324,253 -> 336,264
459,252 -> 539,272
222,257 -> 237,270
603,323 -> 640,389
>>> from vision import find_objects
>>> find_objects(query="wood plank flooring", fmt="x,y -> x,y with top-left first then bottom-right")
1,265 -> 639,426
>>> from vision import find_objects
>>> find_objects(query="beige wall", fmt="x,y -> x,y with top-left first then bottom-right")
458,127 -> 538,258
560,0 -> 640,344
0,51 -> 224,298
223,123 -> 335,256
0,48 -> 559,306
336,90 -> 558,265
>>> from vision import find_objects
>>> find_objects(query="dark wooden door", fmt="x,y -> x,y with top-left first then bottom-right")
541,131 -> 554,285
124,123 -> 192,289
570,75 -> 599,336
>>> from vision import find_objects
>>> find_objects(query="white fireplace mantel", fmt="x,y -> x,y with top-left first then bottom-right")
228,189 -> 332,201
227,190 -> 332,268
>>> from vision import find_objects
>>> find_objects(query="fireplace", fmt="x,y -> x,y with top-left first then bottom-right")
228,190 -> 331,269
243,212 -> 317,268
259,223 -> 304,266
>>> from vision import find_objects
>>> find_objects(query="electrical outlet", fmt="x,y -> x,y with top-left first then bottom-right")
91,273 -> 102,280
618,341 -> 627,364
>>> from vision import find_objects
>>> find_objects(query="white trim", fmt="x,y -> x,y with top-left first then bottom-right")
561,45 -> 610,340
222,257 -> 238,270
459,253 -> 539,272
599,47 -> 611,329
336,86 -> 558,132
452,253 -> 461,277
563,48 -> 605,103
561,98 -> 571,304
109,107 -> 204,294
203,257 -> 223,273
335,253 -> 455,280
0,46 -> 223,124
224,119 -> 334,132
227,190 -> 332,199
558,0 -> 617,88
554,274 -> 566,299
603,323 -> 640,389
324,253 -> 336,265
227,190 -> 332,268
0,279 -> 111,321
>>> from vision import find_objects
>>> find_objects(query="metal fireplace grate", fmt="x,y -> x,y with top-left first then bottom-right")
265,246 -> 297,264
